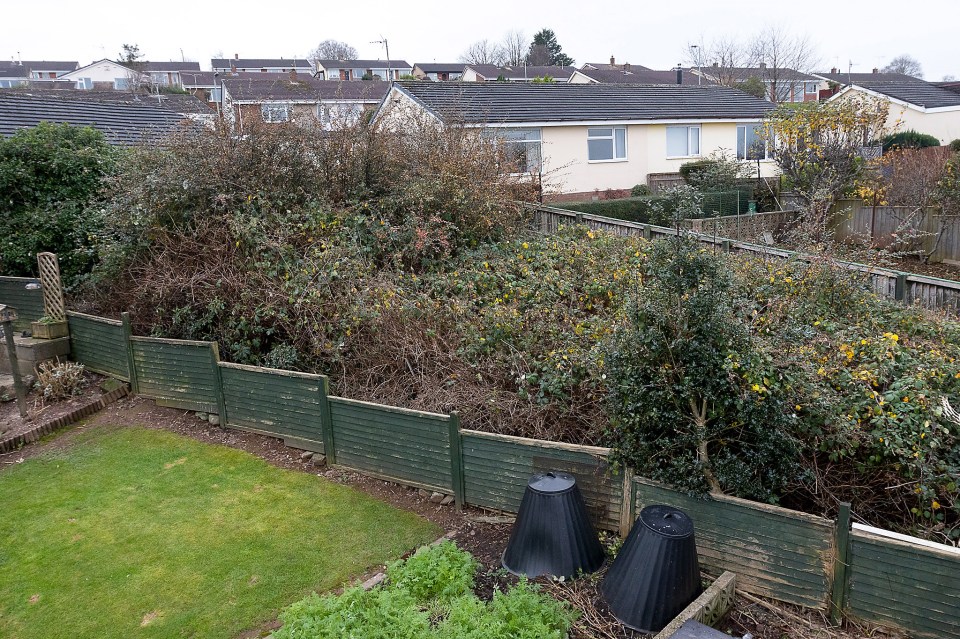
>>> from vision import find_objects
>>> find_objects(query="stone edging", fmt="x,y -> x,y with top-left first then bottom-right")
0,385 -> 129,454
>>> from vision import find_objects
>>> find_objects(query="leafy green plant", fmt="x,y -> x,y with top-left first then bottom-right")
386,541 -> 478,607
276,544 -> 575,639
630,184 -> 650,197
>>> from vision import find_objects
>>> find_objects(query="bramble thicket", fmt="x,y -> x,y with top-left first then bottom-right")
7,120 -> 960,544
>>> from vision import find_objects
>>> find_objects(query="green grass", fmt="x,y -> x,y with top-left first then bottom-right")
0,426 -> 440,639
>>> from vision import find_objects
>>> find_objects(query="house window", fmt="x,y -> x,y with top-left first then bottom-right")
805,82 -> 818,94
319,103 -> 364,130
587,127 -> 627,162
114,77 -> 130,90
737,124 -> 770,160
207,87 -> 222,103
261,103 -> 290,123
76,77 -> 92,90
485,128 -> 542,173
666,125 -> 700,157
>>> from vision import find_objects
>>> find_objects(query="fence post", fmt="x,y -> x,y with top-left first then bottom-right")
448,412 -> 465,510
641,224 -> 651,240
618,466 -> 635,538
894,274 -> 907,302
830,502 -> 852,624
120,312 -> 139,394
318,376 -> 337,464
575,212 -> 584,226
210,342 -> 227,423
721,240 -> 732,253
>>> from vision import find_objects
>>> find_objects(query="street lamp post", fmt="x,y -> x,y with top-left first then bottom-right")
371,37 -> 391,80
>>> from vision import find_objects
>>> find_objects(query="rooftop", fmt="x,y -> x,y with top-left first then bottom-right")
576,67 -> 709,85
0,92 -> 194,144
414,63 -> 466,74
846,80 -> 960,109
390,81 -> 774,124
211,58 -> 313,69
222,76 -> 389,102
316,59 -> 413,69
465,64 -> 575,81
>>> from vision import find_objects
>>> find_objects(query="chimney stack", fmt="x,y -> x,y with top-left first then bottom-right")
624,62 -> 631,72
610,55 -> 615,66
759,62 -> 767,69
831,67 -> 838,74
872,67 -> 879,73
676,67 -> 683,84
289,68 -> 297,82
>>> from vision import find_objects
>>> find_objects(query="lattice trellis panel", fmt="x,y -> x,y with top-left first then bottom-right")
37,252 -> 66,321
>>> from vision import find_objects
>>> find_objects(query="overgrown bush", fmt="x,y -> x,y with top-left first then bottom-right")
0,123 -> 119,288
274,542 -> 575,639
34,359 -> 86,403
630,183 -> 650,197
605,238 -> 800,501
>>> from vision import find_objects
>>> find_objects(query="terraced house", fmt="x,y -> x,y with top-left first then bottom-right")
374,82 -> 776,199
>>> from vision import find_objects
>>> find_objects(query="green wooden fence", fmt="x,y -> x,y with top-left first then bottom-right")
219,362 -> 328,453
633,478 -> 835,610
0,276 -> 45,331
66,311 -> 129,380
329,397 -> 453,494
846,525 -> 960,638
63,308 -> 960,638
130,336 -> 220,413
461,430 -> 623,533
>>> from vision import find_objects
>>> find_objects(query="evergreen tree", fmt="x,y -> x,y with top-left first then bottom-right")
527,29 -> 574,67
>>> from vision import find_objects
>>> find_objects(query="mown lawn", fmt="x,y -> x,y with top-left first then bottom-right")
0,426 -> 440,638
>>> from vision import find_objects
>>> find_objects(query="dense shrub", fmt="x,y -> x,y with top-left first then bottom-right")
0,123 -> 119,288
950,139 -> 960,153
558,196 -> 671,224
630,183 -> 650,197
605,238 -> 801,501
882,129 -> 942,152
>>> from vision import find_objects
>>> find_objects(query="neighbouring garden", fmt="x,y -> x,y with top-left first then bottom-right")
2,105 -> 960,548
0,426 -> 439,639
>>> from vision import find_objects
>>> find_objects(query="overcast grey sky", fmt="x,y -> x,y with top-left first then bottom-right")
5,0 -> 958,80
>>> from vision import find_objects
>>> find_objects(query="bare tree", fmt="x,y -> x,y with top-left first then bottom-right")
749,25 -> 819,103
458,39 -> 504,66
686,36 -> 750,86
500,30 -> 527,66
882,54 -> 924,78
309,39 -> 359,63
118,43 -> 148,93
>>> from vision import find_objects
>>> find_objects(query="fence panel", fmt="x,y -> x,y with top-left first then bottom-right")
329,397 -> 452,493
907,274 -> 960,313
847,525 -> 960,638
130,337 -> 218,413
66,311 -> 129,380
633,479 -> 834,609
0,276 -> 44,331
461,430 -> 623,532
219,362 -> 326,452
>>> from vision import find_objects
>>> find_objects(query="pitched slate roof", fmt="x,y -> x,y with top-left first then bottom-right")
212,58 -> 313,69
0,93 -> 193,144
848,81 -> 960,109
144,61 -> 202,72
19,61 -> 79,72
1,88 -> 213,116
0,62 -> 28,78
316,59 -> 412,69
414,63 -> 465,74
707,66 -> 818,82
222,77 -> 388,102
582,62 -> 652,71
816,71 -> 919,85
392,81 -> 774,124
576,67 -> 708,85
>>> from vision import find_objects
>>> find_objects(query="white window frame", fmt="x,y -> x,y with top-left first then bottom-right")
736,123 -> 772,161
261,102 -> 290,123
587,127 -> 627,163
666,125 -> 701,159
484,128 -> 543,174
